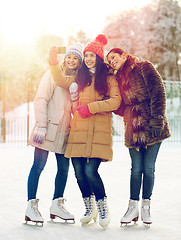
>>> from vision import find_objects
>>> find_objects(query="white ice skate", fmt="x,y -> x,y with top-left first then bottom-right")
96,197 -> 110,229
50,197 -> 75,223
141,199 -> 152,227
80,195 -> 98,225
25,199 -> 44,227
120,200 -> 139,226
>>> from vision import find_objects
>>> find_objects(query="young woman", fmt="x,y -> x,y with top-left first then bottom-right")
25,44 -> 83,226
49,34 -> 121,229
107,48 -> 171,226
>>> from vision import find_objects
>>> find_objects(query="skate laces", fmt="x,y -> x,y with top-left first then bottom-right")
142,206 -> 150,217
58,198 -> 71,214
97,199 -> 108,219
84,197 -> 93,216
124,205 -> 135,217
142,200 -> 151,216
31,203 -> 42,216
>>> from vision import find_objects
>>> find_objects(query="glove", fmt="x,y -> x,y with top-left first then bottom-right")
49,46 -> 60,65
32,127 -> 47,146
76,105 -> 92,118
69,82 -> 79,102
151,127 -> 162,138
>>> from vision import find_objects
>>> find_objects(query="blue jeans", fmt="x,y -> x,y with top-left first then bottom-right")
27,148 -> 69,201
71,157 -> 106,200
129,142 -> 162,200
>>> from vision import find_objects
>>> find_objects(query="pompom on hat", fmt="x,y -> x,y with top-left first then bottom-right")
64,43 -> 83,63
83,34 -> 108,60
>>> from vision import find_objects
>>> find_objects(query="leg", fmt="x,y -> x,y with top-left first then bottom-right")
121,148 -> 144,225
27,148 -> 49,200
53,153 -> 69,200
85,158 -> 110,228
129,148 -> 144,201
84,158 -> 106,200
141,142 -> 161,225
71,157 -> 92,198
71,158 -> 97,224
142,142 -> 162,199
50,154 -> 74,222
26,148 -> 48,224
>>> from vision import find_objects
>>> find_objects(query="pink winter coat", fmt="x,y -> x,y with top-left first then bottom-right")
29,70 -> 72,154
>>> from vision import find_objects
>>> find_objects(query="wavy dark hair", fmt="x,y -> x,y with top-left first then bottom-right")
107,48 -> 139,79
75,55 -> 109,96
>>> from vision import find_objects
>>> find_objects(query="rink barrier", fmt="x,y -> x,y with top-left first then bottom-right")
0,114 -> 181,147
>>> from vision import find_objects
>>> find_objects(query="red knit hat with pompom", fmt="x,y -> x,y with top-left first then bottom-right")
83,34 -> 108,60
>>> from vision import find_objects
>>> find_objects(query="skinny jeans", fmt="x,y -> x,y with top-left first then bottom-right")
27,147 -> 69,201
129,142 -> 161,200
71,157 -> 106,200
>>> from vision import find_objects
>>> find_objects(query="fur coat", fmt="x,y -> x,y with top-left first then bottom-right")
114,60 -> 171,149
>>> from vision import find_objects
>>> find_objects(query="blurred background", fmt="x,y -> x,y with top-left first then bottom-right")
0,0 -> 181,146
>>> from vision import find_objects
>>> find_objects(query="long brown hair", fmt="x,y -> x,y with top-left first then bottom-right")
76,55 -> 108,96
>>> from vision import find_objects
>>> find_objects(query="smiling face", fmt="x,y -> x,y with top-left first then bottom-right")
84,51 -> 97,69
65,54 -> 81,70
107,52 -> 127,71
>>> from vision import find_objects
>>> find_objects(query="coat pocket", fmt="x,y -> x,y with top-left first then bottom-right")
45,122 -> 58,141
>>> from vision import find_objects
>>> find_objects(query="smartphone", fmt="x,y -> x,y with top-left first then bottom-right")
58,47 -> 66,54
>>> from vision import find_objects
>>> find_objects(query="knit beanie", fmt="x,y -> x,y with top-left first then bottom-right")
83,34 -> 108,60
64,43 -> 83,63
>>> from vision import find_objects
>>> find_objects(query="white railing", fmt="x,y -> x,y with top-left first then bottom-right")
0,114 -> 180,147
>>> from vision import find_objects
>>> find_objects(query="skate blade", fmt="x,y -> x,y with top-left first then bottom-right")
143,222 -> 152,228
100,224 -> 109,230
81,214 -> 98,226
24,216 -> 43,227
121,217 -> 138,227
121,222 -> 130,227
81,222 -> 90,227
49,214 -> 75,224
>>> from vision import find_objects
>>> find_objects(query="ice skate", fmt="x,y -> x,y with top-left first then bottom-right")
141,199 -> 152,227
96,197 -> 110,229
120,200 -> 139,226
50,197 -> 75,224
80,195 -> 98,225
25,199 -> 44,227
